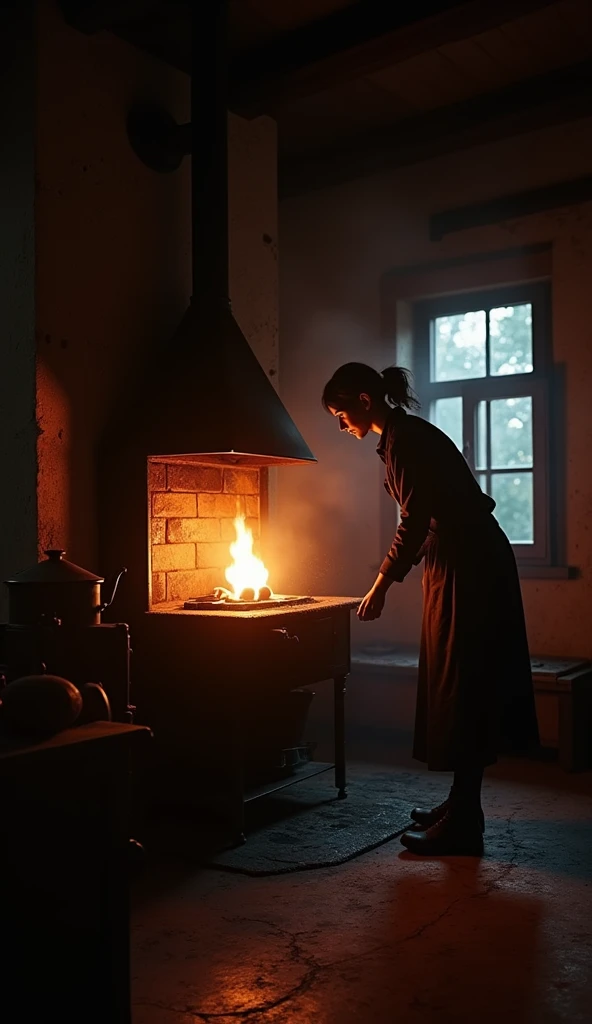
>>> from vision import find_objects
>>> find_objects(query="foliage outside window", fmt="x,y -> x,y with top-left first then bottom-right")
413,284 -> 555,565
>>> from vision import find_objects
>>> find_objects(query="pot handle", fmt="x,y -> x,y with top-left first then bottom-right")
98,567 -> 127,614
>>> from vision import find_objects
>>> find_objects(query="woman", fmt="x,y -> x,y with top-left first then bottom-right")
323,362 -> 538,856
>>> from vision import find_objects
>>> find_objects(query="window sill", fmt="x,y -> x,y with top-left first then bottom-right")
517,565 -> 578,580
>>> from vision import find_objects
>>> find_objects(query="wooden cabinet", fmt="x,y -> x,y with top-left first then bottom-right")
0,724 -> 150,1024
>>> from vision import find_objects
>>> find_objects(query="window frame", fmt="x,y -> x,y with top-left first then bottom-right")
413,282 -> 554,566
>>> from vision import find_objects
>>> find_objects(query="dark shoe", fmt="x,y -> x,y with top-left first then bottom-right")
401,811 -> 484,856
411,799 -> 485,834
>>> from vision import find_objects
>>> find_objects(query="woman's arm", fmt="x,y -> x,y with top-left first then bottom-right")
358,572 -> 393,621
380,439 -> 433,583
358,435 -> 433,621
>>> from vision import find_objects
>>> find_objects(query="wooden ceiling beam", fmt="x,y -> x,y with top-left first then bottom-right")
430,174 -> 592,239
61,1 -> 559,119
230,0 -> 557,117
279,60 -> 592,198
59,0 -> 166,34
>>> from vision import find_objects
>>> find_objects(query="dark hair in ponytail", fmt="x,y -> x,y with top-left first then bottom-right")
322,362 -> 420,413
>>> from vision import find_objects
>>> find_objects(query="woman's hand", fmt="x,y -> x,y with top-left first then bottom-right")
357,574 -> 392,621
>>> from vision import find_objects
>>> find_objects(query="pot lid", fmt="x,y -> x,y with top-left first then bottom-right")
5,550 -> 104,585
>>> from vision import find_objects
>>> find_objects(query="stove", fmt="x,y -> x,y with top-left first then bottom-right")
0,622 -> 133,725
135,594 -> 359,843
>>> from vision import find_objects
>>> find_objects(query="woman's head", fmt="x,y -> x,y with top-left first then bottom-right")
322,362 -> 419,438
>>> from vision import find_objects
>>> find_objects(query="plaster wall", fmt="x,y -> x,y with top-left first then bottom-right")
0,2 -> 38,618
278,117 -> 592,658
33,0 -> 277,581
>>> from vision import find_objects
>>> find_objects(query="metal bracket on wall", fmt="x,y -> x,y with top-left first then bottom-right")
126,106 -> 192,173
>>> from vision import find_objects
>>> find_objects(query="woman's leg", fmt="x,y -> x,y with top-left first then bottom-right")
451,764 -> 484,815
401,763 -> 485,855
411,765 -> 485,831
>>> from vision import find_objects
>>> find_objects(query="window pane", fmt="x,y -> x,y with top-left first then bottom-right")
489,304 -> 533,376
432,397 -> 462,451
432,311 -> 486,382
476,401 -> 487,471
491,472 -> 534,544
490,396 -> 533,469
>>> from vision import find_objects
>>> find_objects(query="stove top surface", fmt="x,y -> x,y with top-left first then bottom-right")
183,595 -> 314,611
149,596 -> 361,619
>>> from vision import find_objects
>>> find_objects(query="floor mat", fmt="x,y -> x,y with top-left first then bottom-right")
208,764 -> 447,876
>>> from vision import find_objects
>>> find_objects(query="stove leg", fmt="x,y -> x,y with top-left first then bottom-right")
229,788 -> 246,847
227,793 -> 246,848
334,674 -> 347,799
233,830 -> 247,847
227,706 -> 247,847
232,757 -> 245,845
233,779 -> 247,848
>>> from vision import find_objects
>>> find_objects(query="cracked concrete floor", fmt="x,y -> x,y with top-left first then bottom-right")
131,758 -> 592,1024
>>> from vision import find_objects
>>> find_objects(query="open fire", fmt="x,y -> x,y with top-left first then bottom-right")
148,461 -> 313,611
182,515 -> 312,611
223,515 -> 271,601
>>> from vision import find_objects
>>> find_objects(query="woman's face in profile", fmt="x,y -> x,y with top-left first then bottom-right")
328,394 -> 372,440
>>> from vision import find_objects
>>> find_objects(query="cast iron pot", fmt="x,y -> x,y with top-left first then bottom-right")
4,550 -> 127,627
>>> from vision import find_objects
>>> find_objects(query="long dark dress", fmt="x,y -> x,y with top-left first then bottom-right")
377,406 -> 539,771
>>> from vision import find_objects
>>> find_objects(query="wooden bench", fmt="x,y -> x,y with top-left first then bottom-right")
531,657 -> 592,772
352,646 -> 592,772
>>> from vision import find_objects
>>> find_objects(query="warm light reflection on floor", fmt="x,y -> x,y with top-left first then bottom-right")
132,760 -> 592,1023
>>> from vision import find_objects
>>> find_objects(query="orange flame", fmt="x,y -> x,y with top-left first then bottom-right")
225,516 -> 270,600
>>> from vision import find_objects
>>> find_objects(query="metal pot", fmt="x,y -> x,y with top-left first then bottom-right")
4,550 -> 127,627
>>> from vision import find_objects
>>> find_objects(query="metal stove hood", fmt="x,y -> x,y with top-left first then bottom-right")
138,1 -> 315,469
143,302 -> 315,467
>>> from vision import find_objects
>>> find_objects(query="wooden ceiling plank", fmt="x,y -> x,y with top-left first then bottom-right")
469,26 -> 541,77
279,59 -> 592,196
60,0 -> 170,34
229,0 -> 558,115
436,37 -> 509,92
370,48 -> 475,110
239,0 -> 354,35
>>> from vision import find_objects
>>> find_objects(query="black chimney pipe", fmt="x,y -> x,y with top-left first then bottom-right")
190,0 -> 230,310
114,0 -> 316,467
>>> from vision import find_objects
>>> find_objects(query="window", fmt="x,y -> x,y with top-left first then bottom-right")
413,283 -> 557,566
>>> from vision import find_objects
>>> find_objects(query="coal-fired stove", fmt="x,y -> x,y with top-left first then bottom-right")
139,592 -> 359,844
141,458 -> 362,844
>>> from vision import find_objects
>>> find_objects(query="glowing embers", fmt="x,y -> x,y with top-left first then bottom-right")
183,594 -> 313,611
183,515 -> 313,611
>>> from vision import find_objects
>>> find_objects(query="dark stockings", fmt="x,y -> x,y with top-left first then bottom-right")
451,765 -> 484,814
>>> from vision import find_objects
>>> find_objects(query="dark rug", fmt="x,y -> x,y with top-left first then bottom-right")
208,764 -> 447,876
